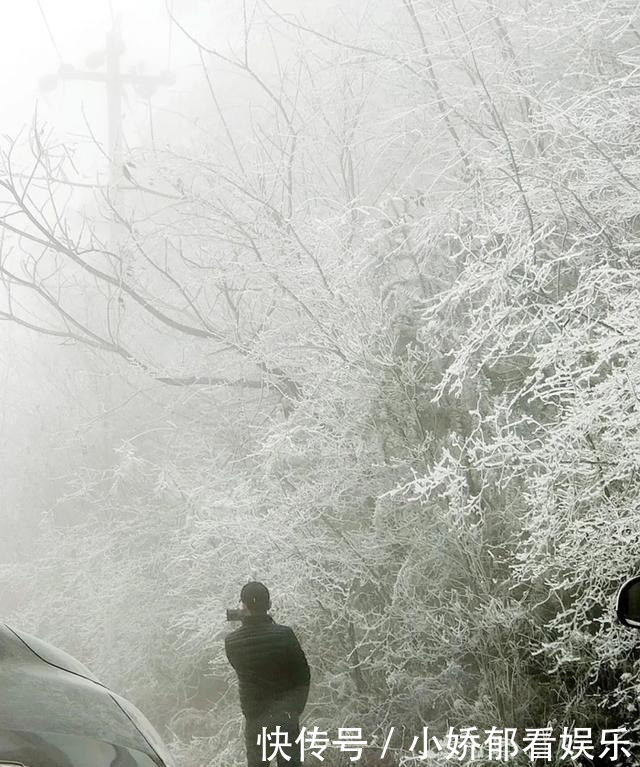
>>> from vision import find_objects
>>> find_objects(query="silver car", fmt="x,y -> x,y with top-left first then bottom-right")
0,624 -> 175,766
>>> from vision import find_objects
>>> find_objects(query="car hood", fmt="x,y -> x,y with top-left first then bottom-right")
0,627 -> 159,763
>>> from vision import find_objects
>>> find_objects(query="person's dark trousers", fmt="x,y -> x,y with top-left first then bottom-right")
245,714 -> 301,767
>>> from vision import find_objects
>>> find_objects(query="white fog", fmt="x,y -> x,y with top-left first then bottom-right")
1,1 -> 639,766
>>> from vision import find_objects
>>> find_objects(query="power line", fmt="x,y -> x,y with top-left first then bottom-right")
35,0 -> 63,62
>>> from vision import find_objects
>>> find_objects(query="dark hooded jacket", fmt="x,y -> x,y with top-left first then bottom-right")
225,614 -> 310,721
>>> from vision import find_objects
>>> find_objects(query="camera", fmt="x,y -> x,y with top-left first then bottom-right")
226,608 -> 246,622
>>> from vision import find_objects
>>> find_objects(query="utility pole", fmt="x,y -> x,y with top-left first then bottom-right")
39,20 -> 174,462
106,21 -> 125,186
41,18 -> 173,191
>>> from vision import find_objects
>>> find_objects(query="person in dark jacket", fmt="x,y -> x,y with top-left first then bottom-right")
225,581 -> 310,767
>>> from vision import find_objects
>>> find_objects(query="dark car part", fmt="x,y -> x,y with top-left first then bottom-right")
616,576 -> 640,628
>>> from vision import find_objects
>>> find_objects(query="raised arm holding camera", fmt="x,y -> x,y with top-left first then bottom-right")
225,581 -> 311,767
